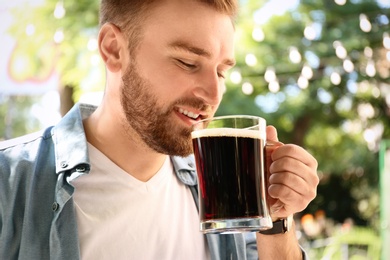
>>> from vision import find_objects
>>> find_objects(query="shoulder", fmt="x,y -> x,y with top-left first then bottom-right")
0,127 -> 53,151
0,127 -> 55,173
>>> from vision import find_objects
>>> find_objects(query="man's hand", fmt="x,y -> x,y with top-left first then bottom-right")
256,126 -> 318,259
266,125 -> 319,220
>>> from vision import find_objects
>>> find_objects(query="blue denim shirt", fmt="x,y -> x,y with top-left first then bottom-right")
0,103 -> 306,260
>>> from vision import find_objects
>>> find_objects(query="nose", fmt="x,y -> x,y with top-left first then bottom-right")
192,71 -> 223,107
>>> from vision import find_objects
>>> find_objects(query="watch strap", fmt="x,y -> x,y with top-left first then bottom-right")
259,218 -> 289,235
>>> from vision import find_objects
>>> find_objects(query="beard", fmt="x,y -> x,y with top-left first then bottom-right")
120,60 -> 210,157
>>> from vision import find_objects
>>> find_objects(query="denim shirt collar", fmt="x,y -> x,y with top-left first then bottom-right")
170,155 -> 198,186
52,103 -> 198,186
52,103 -> 93,175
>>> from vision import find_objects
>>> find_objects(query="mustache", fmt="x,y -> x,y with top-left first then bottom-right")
172,98 -> 213,114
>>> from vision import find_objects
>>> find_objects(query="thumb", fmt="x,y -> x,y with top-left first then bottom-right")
266,125 -> 279,142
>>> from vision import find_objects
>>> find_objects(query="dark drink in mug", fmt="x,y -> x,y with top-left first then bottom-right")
192,116 -> 272,234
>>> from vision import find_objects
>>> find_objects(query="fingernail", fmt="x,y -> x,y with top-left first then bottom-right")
266,140 -> 284,146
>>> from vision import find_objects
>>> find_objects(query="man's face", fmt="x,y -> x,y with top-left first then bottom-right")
120,0 -> 235,156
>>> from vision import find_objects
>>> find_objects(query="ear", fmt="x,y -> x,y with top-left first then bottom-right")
98,23 -> 127,72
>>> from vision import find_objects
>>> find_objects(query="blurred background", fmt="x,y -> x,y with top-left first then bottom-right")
0,0 -> 389,258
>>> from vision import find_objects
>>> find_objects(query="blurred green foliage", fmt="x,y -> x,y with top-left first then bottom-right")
218,0 -> 389,231
0,96 -> 41,140
307,226 -> 381,259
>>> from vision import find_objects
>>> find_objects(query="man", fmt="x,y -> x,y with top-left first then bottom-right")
0,0 -> 319,259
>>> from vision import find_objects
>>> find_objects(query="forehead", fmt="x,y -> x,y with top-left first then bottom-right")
139,0 -> 235,59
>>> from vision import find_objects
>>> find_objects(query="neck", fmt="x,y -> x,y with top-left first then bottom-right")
83,104 -> 167,182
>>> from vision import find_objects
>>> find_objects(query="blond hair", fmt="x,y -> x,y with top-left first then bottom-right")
100,0 -> 238,52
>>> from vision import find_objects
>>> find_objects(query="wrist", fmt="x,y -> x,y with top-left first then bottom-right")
259,215 -> 293,235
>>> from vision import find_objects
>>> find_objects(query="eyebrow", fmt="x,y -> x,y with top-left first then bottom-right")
168,40 -> 236,67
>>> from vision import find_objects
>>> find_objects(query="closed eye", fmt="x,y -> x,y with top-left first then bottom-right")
177,59 -> 197,70
217,71 -> 226,79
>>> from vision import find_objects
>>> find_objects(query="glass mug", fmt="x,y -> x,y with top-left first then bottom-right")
191,115 -> 275,234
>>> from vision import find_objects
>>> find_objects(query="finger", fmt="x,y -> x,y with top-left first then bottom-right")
269,171 -> 317,200
269,199 -> 284,215
268,183 -> 313,213
265,142 -> 284,171
271,144 -> 318,169
270,157 -> 319,187
266,125 -> 279,142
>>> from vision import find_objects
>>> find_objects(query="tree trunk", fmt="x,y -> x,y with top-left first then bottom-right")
58,84 -> 74,117
292,114 -> 312,147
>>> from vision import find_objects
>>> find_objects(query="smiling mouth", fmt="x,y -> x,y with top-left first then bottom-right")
178,108 -> 200,120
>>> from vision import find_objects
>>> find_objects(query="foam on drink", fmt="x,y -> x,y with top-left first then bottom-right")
191,127 -> 266,140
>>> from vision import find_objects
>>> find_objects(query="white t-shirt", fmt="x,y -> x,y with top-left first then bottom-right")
72,143 -> 209,260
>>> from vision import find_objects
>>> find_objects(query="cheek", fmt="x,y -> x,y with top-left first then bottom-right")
141,60 -> 194,96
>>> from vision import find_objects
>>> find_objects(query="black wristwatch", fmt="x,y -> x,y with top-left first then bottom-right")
259,215 -> 293,235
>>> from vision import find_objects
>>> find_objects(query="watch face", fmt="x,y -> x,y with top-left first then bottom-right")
286,214 -> 293,231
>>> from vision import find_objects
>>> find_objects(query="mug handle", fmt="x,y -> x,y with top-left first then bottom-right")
264,140 -> 284,210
